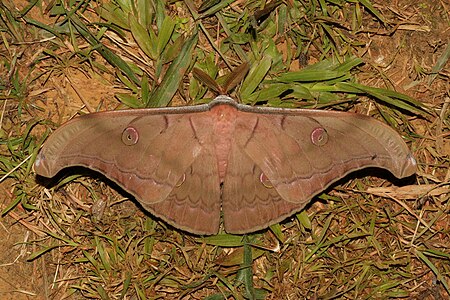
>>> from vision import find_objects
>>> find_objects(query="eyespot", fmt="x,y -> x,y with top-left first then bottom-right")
260,173 -> 273,188
122,127 -> 139,145
311,127 -> 328,146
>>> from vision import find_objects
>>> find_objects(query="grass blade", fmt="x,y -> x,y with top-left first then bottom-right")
148,33 -> 198,107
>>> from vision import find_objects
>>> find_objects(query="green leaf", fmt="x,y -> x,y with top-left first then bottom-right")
95,4 -> 129,29
116,93 -> 142,108
339,82 -> 428,115
241,57 -> 272,98
296,210 -> 312,230
200,234 -> 244,247
141,74 -> 150,106
148,33 -> 198,107
242,238 -> 256,299
428,42 -> 450,85
269,223 -> 285,243
358,0 -> 386,24
129,14 -> 156,59
278,70 -> 347,82
199,0 -> 236,18
27,244 -> 61,261
157,16 -> 175,56
415,250 -> 450,293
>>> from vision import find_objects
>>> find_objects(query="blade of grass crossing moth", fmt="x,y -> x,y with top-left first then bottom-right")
157,16 -> 175,56
215,248 -> 265,267
129,14 -> 156,59
148,33 -> 198,107
240,57 -> 272,99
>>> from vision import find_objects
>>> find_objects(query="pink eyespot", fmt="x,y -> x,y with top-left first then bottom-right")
311,127 -> 328,146
122,127 -> 139,145
260,173 -> 273,188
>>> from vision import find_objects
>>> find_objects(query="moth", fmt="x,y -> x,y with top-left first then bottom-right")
35,95 -> 417,234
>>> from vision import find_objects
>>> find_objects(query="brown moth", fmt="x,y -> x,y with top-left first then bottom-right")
34,95 -> 417,234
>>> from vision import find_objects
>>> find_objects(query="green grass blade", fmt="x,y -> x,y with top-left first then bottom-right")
148,33 -> 198,107
428,42 -> 450,85
241,57 -> 272,99
415,250 -> 450,293
129,14 -> 156,59
157,16 -> 175,56
200,234 -> 244,247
